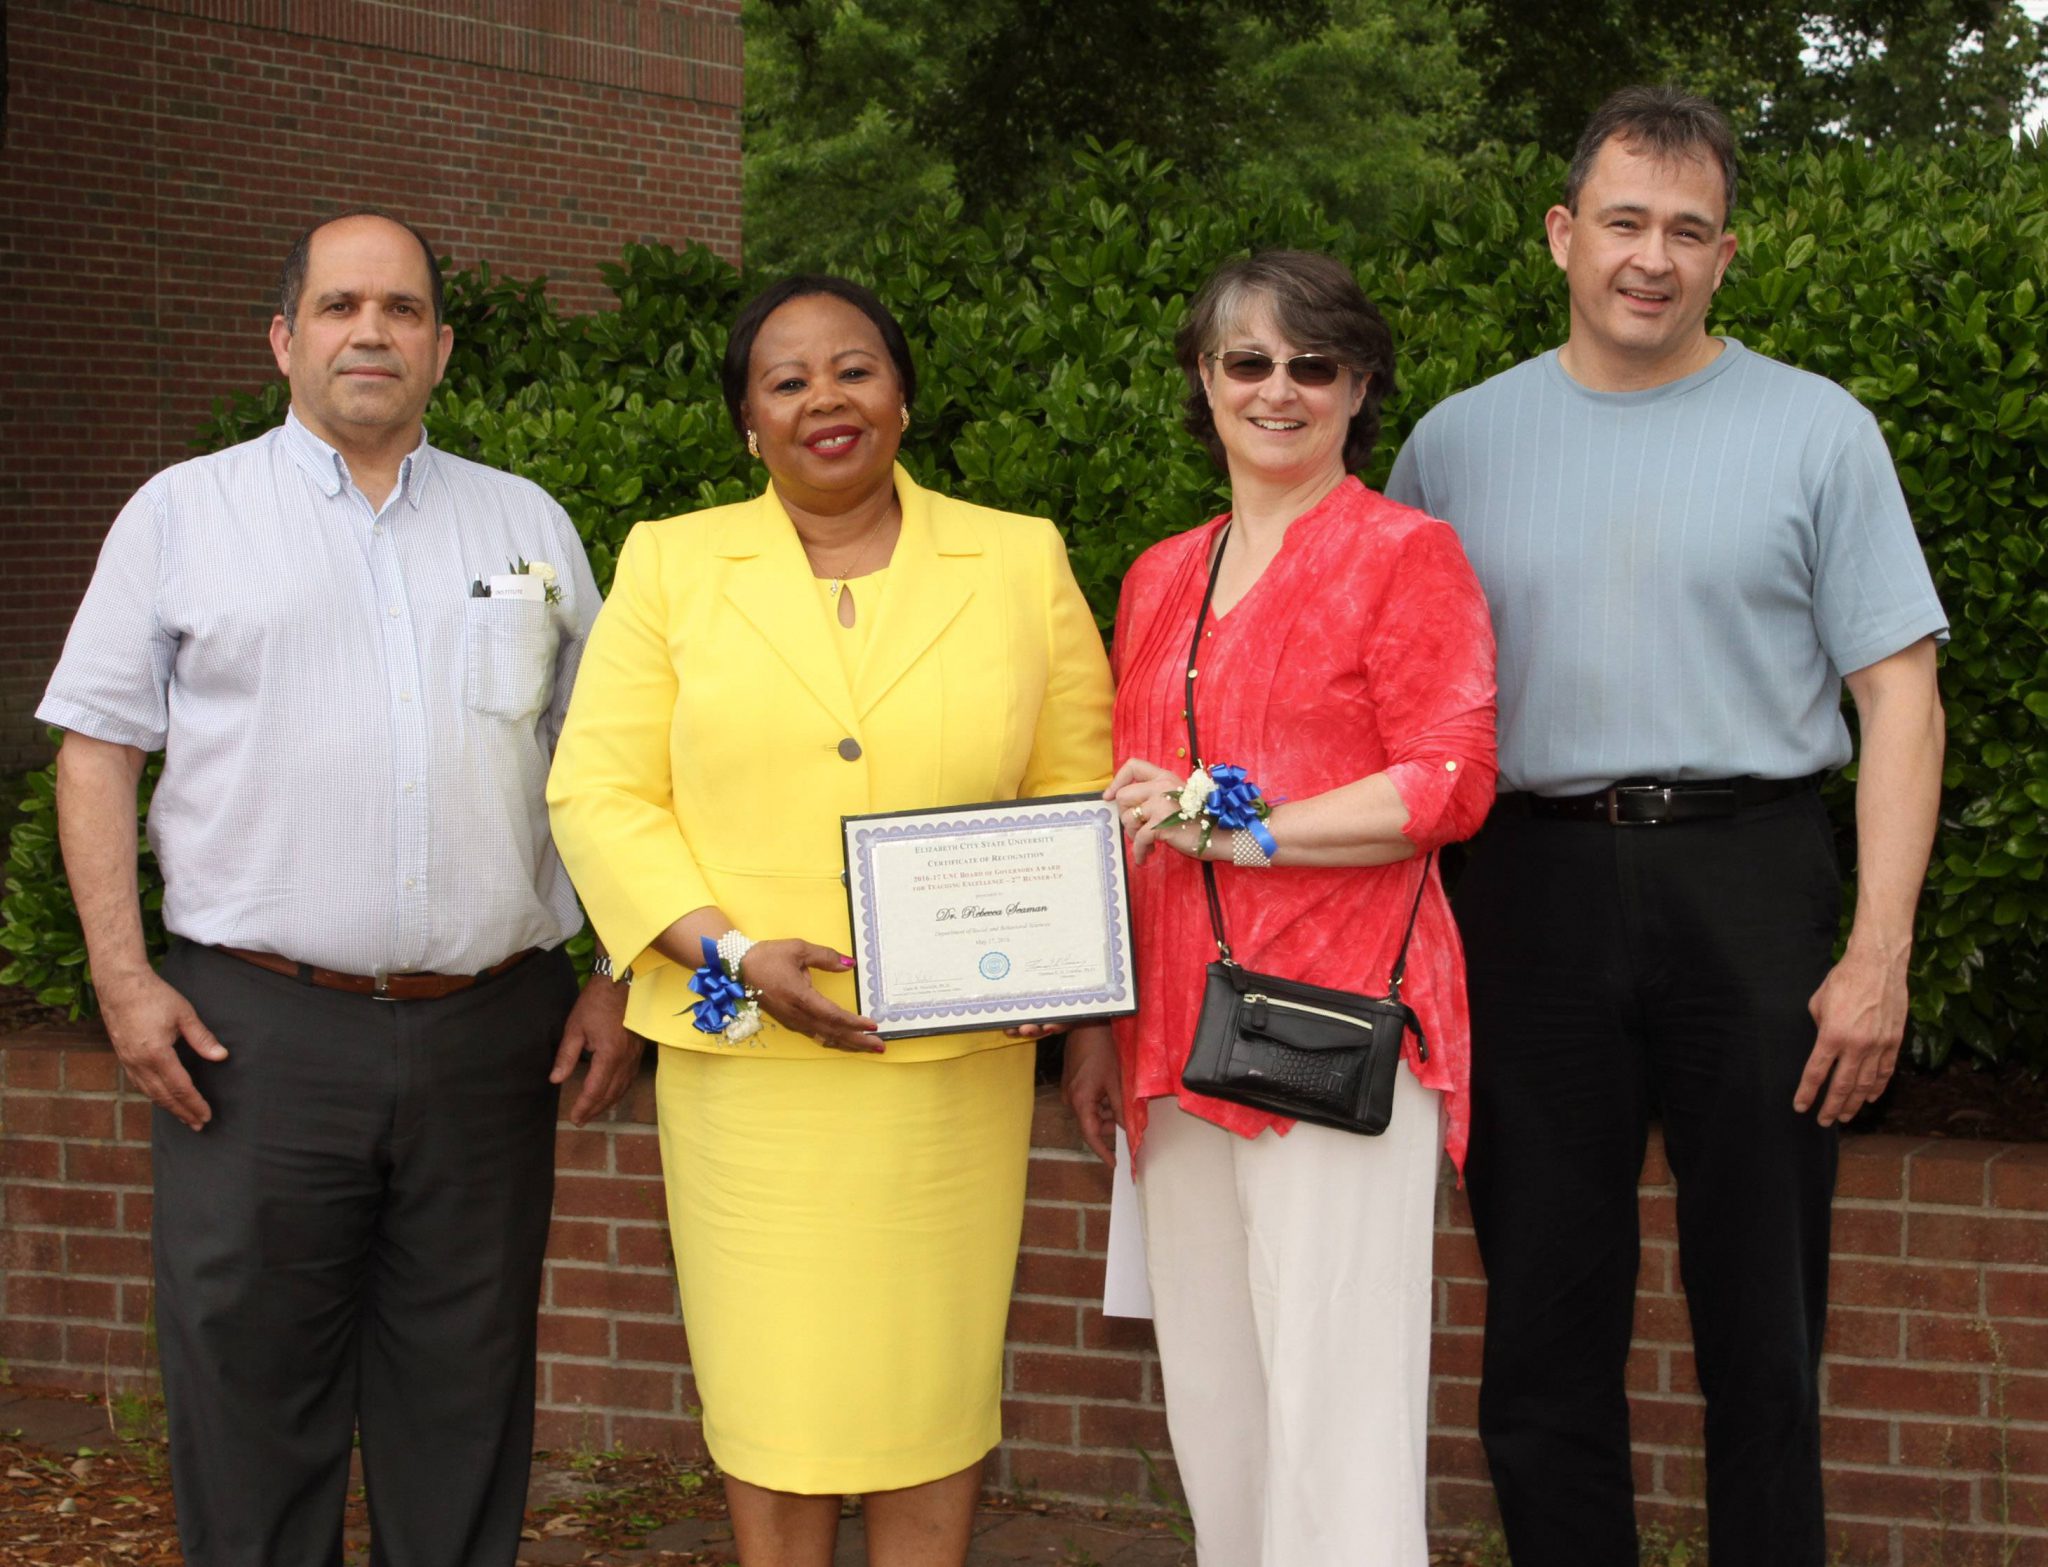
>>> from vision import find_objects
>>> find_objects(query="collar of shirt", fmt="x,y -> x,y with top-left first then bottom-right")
280,407 -> 437,515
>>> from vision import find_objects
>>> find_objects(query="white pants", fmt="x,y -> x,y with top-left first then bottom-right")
1137,1068 -> 1442,1567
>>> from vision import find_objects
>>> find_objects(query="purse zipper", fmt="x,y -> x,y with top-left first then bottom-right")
1243,993 -> 1376,1030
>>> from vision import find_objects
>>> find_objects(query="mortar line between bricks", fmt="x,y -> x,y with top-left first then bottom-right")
1010,1291 -> 1114,1302
1011,1347 -> 1155,1358
1831,1459 -> 2048,1482
1003,1439 -> 1161,1457
101,0 -> 743,103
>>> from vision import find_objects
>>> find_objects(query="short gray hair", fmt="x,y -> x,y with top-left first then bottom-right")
277,208 -> 445,329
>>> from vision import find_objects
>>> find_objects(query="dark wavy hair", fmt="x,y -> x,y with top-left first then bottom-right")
721,275 -> 918,446
1174,251 -> 1395,475
1564,85 -> 1739,224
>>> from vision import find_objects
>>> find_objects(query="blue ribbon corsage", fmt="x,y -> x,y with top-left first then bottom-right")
688,937 -> 763,1044
1203,764 -> 1279,857
1158,763 -> 1277,857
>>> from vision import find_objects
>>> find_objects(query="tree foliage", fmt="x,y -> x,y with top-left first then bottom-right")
1463,0 -> 2048,157
4,140 -> 2043,1076
743,0 -> 1480,271
746,1 -> 2046,272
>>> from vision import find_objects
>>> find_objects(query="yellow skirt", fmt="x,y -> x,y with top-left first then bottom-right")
655,1041 -> 1035,1494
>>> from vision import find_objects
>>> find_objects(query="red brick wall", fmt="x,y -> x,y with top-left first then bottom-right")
0,0 -> 743,770
4,1033 -> 2044,1562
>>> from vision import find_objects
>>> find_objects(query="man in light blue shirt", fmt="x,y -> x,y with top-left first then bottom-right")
41,210 -> 640,1566
1387,89 -> 1946,1566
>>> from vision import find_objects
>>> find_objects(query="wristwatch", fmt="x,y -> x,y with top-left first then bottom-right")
593,953 -> 628,983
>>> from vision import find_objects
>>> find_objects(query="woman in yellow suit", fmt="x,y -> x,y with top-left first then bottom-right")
546,276 -> 1114,1567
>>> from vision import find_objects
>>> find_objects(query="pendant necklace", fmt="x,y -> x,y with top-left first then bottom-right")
807,503 -> 897,623
823,509 -> 892,598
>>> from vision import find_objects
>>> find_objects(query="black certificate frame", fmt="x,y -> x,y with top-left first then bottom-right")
840,792 -> 1139,1041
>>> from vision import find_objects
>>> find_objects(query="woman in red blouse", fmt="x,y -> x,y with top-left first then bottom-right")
1062,251 -> 1498,1565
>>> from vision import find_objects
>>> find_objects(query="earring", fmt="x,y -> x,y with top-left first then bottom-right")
899,406 -> 911,434
746,429 -> 760,459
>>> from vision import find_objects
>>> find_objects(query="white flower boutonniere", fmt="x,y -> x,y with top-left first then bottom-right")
511,557 -> 563,605
1174,767 -> 1215,823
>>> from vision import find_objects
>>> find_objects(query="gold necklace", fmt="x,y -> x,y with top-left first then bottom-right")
804,504 -> 896,600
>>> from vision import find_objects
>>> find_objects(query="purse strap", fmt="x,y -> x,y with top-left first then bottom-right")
1182,525 -> 1433,994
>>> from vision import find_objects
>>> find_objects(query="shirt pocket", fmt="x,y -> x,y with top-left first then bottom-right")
463,597 -> 555,721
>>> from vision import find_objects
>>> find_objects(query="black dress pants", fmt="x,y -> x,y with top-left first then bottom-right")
1454,792 -> 1840,1567
152,941 -> 575,1567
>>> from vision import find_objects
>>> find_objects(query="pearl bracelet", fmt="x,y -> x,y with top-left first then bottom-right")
715,929 -> 756,977
1230,828 -> 1274,868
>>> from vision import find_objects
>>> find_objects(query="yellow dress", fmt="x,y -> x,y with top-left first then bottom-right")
546,472 -> 1114,1494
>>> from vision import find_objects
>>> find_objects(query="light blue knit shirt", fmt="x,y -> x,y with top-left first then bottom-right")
40,411 -> 600,975
1385,339 -> 1948,797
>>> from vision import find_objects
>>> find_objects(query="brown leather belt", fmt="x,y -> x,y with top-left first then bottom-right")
214,945 -> 539,1000
1497,773 -> 1821,826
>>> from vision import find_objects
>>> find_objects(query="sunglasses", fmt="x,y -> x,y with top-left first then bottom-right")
1208,349 -> 1357,388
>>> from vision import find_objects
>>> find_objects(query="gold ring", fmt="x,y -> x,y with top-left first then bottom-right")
1131,803 -> 1148,825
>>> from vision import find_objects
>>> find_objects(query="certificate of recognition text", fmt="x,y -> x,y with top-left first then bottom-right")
842,795 -> 1138,1039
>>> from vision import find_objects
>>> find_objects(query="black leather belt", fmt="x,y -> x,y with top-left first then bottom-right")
1498,774 -> 1821,826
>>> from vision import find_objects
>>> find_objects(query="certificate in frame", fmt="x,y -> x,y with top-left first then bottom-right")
841,793 -> 1138,1039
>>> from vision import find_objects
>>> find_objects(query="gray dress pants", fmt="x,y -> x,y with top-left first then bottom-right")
151,940 -> 574,1567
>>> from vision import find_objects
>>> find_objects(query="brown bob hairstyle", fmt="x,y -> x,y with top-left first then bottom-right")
1174,250 -> 1395,476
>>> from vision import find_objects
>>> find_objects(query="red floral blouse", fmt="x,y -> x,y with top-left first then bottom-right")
1110,477 -> 1498,1172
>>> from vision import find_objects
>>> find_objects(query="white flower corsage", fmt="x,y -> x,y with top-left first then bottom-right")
1154,763 -> 1276,858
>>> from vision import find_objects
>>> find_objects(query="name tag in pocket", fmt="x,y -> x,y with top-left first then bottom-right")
487,573 -> 547,602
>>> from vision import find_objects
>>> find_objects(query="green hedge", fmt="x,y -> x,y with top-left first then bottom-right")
6,140 -> 2043,1073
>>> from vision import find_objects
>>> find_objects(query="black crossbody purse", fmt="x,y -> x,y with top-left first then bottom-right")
1175,527 -> 1431,1136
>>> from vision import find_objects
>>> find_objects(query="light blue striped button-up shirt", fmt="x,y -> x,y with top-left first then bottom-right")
40,411 -> 601,976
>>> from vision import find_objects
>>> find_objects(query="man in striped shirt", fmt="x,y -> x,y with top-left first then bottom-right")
40,210 -> 639,1566
1387,89 -> 1946,1566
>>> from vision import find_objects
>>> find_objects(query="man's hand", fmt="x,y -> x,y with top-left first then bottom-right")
549,975 -> 643,1127
98,967 -> 227,1131
1060,1025 -> 1124,1168
1796,638 -> 1943,1126
57,732 -> 224,1127
1795,942 -> 1909,1126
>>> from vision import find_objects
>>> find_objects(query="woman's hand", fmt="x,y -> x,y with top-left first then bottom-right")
1060,1025 -> 1125,1168
1005,1021 -> 1069,1040
1106,758 -> 1204,867
739,940 -> 885,1054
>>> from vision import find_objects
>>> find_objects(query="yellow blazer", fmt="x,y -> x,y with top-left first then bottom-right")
546,466 -> 1115,1060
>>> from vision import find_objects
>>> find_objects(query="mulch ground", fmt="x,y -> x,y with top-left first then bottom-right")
0,1389 -> 1206,1567
1841,1054 -> 2048,1143
0,1393 -> 740,1566
514,1448 -> 732,1563
1,1428 -> 183,1567
0,987 -> 77,1037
